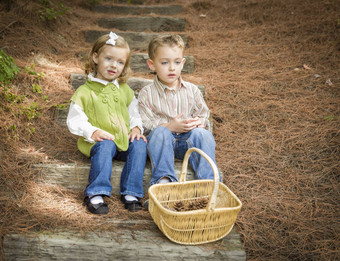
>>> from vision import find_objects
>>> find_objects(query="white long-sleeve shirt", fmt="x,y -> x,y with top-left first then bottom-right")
67,74 -> 144,143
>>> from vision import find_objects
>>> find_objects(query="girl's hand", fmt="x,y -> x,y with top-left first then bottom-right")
91,129 -> 115,142
129,127 -> 147,143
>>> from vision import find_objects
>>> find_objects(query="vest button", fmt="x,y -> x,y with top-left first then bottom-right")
114,97 -> 118,102
102,98 -> 108,103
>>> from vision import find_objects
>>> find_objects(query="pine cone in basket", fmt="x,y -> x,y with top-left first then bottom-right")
173,200 -> 186,211
188,198 -> 209,210
173,198 -> 209,212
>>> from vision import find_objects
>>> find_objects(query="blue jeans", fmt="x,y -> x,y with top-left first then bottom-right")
147,126 -> 218,185
84,139 -> 147,199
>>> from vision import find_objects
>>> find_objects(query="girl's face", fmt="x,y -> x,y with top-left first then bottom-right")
92,45 -> 129,82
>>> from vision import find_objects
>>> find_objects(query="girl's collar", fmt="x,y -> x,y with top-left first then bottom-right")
88,73 -> 119,89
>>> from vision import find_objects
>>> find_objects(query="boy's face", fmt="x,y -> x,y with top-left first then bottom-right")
147,45 -> 186,88
93,45 -> 128,82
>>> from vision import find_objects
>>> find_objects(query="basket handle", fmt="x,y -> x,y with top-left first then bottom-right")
179,147 -> 220,211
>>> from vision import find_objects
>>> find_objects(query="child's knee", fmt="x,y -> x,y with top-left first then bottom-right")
100,139 -> 116,149
95,139 -> 115,150
91,139 -> 116,157
149,126 -> 172,141
190,128 -> 215,146
131,139 -> 147,154
191,128 -> 212,138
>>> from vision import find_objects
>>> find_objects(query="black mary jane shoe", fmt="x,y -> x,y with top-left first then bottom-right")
83,197 -> 109,215
121,195 -> 142,212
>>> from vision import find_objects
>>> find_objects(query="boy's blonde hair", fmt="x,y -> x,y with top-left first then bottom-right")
84,33 -> 132,83
148,34 -> 185,60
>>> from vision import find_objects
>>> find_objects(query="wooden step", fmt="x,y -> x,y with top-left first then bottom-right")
97,17 -> 186,32
33,160 -> 196,195
93,4 -> 182,15
84,30 -> 188,51
3,226 -> 246,260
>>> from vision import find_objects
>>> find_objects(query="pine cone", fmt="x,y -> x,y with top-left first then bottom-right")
198,198 -> 209,208
173,198 -> 209,211
173,200 -> 186,211
188,198 -> 209,210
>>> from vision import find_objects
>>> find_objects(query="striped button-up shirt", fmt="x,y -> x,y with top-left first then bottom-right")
138,76 -> 210,134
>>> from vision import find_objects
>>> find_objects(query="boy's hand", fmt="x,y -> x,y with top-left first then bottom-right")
91,129 -> 115,142
187,117 -> 204,128
129,126 -> 147,143
165,114 -> 203,133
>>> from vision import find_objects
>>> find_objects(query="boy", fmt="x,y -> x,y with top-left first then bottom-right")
138,34 -> 218,187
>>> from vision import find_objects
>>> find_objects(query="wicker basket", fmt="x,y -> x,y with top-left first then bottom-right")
148,147 -> 242,245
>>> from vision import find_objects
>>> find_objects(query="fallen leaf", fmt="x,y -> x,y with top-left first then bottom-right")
325,79 -> 333,86
303,64 -> 311,70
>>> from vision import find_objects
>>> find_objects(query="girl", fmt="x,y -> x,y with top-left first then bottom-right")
67,32 -> 147,214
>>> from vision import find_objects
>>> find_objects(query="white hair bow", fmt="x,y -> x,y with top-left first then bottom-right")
106,32 -> 119,46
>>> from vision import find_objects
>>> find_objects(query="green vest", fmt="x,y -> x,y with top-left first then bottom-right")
71,79 -> 134,157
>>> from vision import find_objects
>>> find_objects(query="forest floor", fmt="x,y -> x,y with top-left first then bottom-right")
0,0 -> 339,260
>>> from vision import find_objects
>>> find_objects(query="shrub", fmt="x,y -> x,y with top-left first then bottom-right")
38,0 -> 70,21
0,48 -> 20,84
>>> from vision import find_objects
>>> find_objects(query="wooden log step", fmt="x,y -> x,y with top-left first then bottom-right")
97,17 -> 186,32
3,227 -> 246,261
93,4 -> 182,15
84,30 -> 188,51
32,160 -> 197,195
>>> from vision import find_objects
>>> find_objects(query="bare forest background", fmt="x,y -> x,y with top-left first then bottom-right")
0,0 -> 339,260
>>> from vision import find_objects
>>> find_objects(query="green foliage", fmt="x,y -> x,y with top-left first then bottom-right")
55,101 -> 69,110
25,64 -> 48,102
25,64 -> 45,80
1,57 -> 47,139
3,85 -> 26,104
32,84 -> 42,94
10,125 -> 17,132
0,49 -> 20,84
324,115 -> 335,121
39,0 -> 70,22
22,102 -> 41,121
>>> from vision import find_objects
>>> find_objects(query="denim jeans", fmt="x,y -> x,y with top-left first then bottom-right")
147,126 -> 218,185
84,139 -> 147,199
